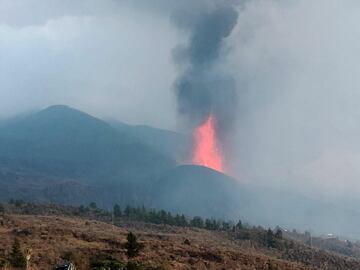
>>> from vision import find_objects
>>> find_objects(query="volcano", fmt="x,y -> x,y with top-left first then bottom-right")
151,165 -> 244,219
192,115 -> 224,172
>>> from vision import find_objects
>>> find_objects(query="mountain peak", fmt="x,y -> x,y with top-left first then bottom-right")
45,104 -> 72,110
40,104 -> 89,117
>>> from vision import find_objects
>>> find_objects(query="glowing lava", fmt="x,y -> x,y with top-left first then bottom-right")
192,114 -> 224,172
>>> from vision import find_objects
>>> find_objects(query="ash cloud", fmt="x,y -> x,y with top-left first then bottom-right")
172,3 -> 239,141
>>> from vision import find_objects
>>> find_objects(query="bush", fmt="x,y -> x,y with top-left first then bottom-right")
126,262 -> 166,270
125,232 -> 144,258
113,204 -> 122,217
8,239 -> 27,269
90,254 -> 125,270
61,251 -> 75,262
0,258 -> 6,268
90,256 -> 165,270
190,216 -> 204,228
89,202 -> 97,209
275,229 -> 283,239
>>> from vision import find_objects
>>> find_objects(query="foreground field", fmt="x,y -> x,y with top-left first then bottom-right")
1,208 -> 360,270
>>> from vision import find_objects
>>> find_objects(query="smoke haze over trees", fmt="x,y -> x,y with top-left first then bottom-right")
2,0 -> 360,237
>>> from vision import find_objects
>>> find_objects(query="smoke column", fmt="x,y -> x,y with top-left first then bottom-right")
172,2 -> 239,169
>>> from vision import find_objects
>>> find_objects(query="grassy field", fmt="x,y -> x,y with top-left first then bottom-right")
0,211 -> 358,270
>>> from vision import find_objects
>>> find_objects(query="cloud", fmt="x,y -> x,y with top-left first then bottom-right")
2,0 -> 360,202
224,0 -> 360,199
301,149 -> 360,198
0,1 -> 180,129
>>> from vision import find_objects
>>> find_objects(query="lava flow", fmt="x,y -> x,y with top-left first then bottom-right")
192,114 -> 224,172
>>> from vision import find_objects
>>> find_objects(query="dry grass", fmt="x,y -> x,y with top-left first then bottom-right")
0,214 -> 324,270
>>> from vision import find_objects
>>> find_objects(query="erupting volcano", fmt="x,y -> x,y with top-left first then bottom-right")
192,115 -> 224,172
174,4 -> 238,173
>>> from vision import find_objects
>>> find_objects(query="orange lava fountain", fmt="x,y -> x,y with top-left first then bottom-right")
192,114 -> 224,172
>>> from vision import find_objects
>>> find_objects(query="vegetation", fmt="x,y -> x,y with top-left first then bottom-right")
61,251 -> 76,263
1,202 -> 360,270
4,200 -> 360,265
111,205 -> 295,252
113,204 -> 122,217
90,254 -> 125,270
113,205 -> 233,231
0,259 -> 6,268
89,202 -> 97,209
8,239 -> 27,269
90,255 -> 165,270
125,232 -> 144,258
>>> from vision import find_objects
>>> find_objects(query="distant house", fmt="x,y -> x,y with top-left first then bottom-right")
55,263 -> 76,270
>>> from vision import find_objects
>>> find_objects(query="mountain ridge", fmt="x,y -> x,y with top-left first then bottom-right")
1,105 -> 360,239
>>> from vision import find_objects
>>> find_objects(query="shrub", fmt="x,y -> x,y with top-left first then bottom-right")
113,204 -> 122,217
8,239 -> 27,269
125,232 -> 144,258
61,251 -> 75,262
90,254 -> 125,270
190,216 -> 204,228
0,258 -> 6,268
89,202 -> 97,209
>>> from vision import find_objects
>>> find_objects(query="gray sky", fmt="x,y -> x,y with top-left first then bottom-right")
2,0 -> 360,203
0,0 -> 181,129
227,0 -> 360,203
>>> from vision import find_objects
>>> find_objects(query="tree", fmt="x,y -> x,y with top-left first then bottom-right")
222,221 -> 231,231
8,239 -> 27,269
113,204 -> 122,217
179,214 -> 188,227
205,219 -> 213,230
125,232 -> 144,258
266,229 -> 276,248
158,210 -> 167,224
275,228 -> 283,239
79,205 -> 87,214
235,219 -> 243,230
89,202 -> 97,209
190,216 -> 204,228
0,203 -> 4,214
124,206 -> 131,218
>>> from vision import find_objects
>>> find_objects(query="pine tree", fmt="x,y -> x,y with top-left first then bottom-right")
89,202 -> 97,209
125,232 -> 144,258
266,229 -> 276,248
205,219 -> 213,230
190,216 -> 204,228
124,206 -> 131,218
8,239 -> 27,269
236,219 -> 243,230
275,228 -> 283,239
179,214 -> 188,227
113,204 -> 122,217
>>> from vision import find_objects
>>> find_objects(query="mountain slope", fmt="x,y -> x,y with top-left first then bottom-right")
2,204 -> 360,270
109,120 -> 190,162
151,165 -> 360,239
0,105 -> 176,185
1,106 -> 360,239
151,165 -> 246,219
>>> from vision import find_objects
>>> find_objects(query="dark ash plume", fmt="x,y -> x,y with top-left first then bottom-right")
173,3 -> 239,138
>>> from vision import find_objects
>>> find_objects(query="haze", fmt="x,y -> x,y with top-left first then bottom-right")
1,0 -> 360,226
